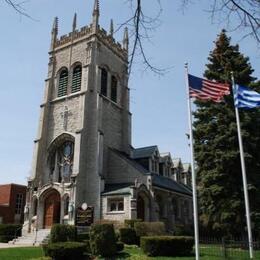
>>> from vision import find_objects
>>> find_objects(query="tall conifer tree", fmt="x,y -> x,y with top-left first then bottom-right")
193,30 -> 260,236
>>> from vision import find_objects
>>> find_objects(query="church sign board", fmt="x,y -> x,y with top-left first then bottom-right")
76,206 -> 94,226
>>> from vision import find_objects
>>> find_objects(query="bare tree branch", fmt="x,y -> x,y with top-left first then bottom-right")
4,0 -> 34,20
205,0 -> 260,43
117,0 -> 170,76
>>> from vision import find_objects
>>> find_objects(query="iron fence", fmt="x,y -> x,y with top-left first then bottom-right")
200,237 -> 260,259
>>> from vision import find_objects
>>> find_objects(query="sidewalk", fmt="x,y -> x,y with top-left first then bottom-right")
0,243 -> 36,249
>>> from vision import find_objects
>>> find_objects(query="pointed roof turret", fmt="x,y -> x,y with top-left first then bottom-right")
50,17 -> 58,51
110,19 -> 114,37
72,13 -> 77,31
123,27 -> 129,51
92,0 -> 100,31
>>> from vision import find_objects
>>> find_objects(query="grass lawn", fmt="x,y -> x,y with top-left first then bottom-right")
0,247 -> 45,260
0,245 -> 259,259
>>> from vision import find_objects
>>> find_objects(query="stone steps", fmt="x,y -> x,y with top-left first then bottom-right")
9,229 -> 51,246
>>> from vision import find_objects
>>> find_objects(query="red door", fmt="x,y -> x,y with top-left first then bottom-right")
44,192 -> 60,228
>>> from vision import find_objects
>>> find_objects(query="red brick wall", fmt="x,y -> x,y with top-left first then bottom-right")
0,185 -> 11,205
0,205 -> 12,224
0,184 -> 26,224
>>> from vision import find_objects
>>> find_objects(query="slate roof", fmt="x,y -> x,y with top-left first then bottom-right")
111,149 -> 150,174
102,183 -> 132,196
132,145 -> 158,159
151,173 -> 192,196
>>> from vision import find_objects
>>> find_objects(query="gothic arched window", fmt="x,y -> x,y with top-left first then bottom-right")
58,68 -> 68,97
58,141 -> 74,182
64,196 -> 69,216
72,65 -> 82,93
101,68 -> 108,96
49,140 -> 74,183
111,76 -> 117,102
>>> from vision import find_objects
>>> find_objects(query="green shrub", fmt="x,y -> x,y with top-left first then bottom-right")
90,224 -> 117,257
141,236 -> 194,257
50,224 -> 77,243
119,228 -> 138,245
94,219 -> 124,231
76,232 -> 89,242
124,219 -> 142,228
0,224 -> 22,242
134,222 -> 166,237
43,242 -> 86,260
116,241 -> 124,252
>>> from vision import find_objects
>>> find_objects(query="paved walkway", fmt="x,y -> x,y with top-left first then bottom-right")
0,243 -> 36,249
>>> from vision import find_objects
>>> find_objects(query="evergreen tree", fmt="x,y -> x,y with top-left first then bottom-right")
193,30 -> 260,237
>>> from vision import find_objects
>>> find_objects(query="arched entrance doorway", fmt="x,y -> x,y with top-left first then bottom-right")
137,195 -> 145,221
44,190 -> 61,228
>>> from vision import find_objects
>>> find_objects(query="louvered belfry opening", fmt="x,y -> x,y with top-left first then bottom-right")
71,65 -> 82,93
111,75 -> 117,102
101,68 -> 108,96
58,69 -> 68,97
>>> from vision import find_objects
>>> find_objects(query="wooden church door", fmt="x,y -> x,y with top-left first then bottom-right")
44,191 -> 60,228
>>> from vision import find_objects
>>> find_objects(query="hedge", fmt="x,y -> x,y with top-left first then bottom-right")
0,224 -> 22,242
119,228 -> 138,245
134,222 -> 166,237
43,241 -> 86,260
76,232 -> 90,242
50,224 -> 77,243
90,224 -> 117,257
116,241 -> 124,252
124,219 -> 142,228
141,236 -> 194,257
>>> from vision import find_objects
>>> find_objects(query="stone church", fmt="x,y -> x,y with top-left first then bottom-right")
23,0 -> 193,233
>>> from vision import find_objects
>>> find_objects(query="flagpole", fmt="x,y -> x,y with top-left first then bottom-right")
231,72 -> 254,259
185,63 -> 200,260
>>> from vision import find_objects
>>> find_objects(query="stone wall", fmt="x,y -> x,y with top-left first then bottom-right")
101,195 -> 131,222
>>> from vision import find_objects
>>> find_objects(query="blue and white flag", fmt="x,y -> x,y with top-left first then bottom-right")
235,85 -> 260,109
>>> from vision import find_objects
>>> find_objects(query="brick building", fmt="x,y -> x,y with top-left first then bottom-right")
23,0 -> 193,234
0,184 -> 26,224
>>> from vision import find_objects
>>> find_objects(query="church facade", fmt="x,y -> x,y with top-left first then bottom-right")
23,0 -> 193,233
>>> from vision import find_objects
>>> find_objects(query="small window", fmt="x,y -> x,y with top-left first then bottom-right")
72,65 -> 82,93
111,76 -> 117,102
101,68 -> 108,96
15,193 -> 24,214
58,69 -> 68,97
64,197 -> 69,215
108,198 -> 124,212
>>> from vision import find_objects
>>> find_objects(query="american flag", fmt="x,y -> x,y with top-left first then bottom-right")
188,74 -> 230,103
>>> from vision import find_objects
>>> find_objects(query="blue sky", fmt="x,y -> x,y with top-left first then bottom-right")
0,0 -> 259,185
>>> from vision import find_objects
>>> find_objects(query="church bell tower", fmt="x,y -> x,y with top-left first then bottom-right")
24,0 -> 131,231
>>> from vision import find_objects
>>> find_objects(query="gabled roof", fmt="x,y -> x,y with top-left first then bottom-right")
151,173 -> 192,196
160,152 -> 172,163
183,163 -> 191,172
132,145 -> 158,159
102,183 -> 132,196
172,158 -> 182,168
